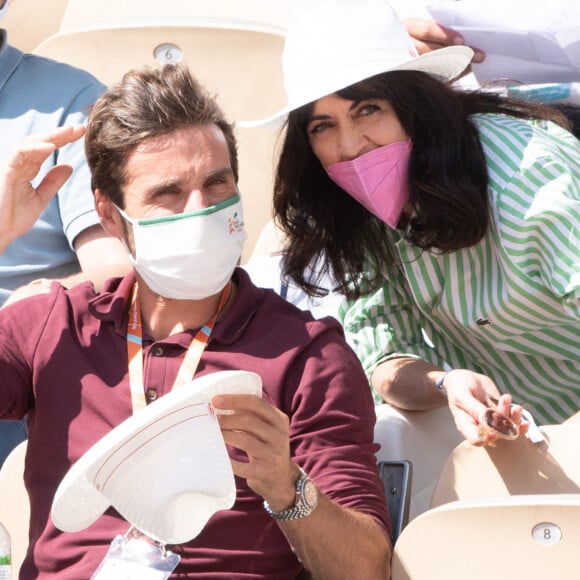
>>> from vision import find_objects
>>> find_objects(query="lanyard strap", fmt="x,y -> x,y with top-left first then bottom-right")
127,282 -> 232,413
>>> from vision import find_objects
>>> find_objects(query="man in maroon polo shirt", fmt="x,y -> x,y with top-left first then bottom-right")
0,64 -> 391,579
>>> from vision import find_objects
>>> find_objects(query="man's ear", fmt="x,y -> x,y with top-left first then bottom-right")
95,189 -> 124,239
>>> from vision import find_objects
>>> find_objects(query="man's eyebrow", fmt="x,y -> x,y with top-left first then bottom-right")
144,178 -> 183,196
204,167 -> 235,183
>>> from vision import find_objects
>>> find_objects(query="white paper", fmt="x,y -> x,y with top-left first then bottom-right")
426,1 -> 580,84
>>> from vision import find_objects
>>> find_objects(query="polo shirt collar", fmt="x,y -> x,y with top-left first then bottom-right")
89,272 -> 136,337
0,30 -> 24,93
211,268 -> 261,346
88,268 -> 260,345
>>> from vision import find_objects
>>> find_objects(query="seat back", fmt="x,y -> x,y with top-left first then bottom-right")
374,404 -> 462,520
3,0 -> 69,52
33,0 -> 294,262
250,219 -> 286,258
431,420 -> 580,508
392,494 -> 580,579
0,440 -> 29,576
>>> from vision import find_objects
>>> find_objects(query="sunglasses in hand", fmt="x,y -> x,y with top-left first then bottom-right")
477,395 -> 520,444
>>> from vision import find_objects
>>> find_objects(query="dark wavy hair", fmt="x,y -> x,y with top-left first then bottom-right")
274,70 -> 570,300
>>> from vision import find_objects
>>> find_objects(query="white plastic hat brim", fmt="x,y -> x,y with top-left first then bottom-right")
240,0 -> 473,129
51,370 -> 262,544
240,45 -> 474,129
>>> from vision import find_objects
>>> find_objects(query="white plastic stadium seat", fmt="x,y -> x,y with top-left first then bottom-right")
431,416 -> 580,508
392,494 -> 580,580
374,404 -> 462,520
3,0 -> 68,52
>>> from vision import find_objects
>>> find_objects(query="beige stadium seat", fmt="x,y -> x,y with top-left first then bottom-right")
392,494 -> 580,580
375,404 -> 462,520
431,414 -> 580,508
33,0 -> 299,262
0,440 -> 29,577
2,0 -> 68,52
251,219 -> 287,258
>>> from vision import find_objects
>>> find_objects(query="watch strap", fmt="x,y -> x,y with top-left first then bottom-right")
263,467 -> 317,521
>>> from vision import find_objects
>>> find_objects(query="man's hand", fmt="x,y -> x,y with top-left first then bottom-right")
212,394 -> 300,510
0,125 -> 86,253
212,393 -> 392,580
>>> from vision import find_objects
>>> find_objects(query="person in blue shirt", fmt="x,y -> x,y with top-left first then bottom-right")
0,0 -> 130,465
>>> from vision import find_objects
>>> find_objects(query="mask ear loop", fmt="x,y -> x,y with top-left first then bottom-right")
114,204 -> 137,225
111,204 -> 138,261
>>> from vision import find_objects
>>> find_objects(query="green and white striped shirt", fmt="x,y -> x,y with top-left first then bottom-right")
340,114 -> 580,425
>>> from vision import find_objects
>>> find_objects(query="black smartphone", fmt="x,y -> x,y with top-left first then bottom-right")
378,460 -> 412,545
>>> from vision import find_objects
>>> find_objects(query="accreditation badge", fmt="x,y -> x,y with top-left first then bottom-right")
91,528 -> 180,579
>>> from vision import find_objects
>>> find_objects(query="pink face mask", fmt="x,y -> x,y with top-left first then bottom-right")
326,140 -> 412,229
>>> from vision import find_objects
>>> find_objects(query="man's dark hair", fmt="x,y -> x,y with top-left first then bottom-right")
85,63 -> 238,207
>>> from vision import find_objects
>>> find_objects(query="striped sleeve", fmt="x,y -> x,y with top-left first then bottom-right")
340,262 -> 447,391
479,116 -> 580,317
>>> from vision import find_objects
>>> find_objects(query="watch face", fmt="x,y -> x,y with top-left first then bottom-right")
303,480 -> 318,510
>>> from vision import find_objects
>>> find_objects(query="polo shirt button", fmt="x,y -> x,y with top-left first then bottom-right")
152,346 -> 164,357
145,388 -> 158,402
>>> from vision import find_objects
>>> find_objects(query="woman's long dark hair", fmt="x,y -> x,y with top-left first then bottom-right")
274,70 -> 570,300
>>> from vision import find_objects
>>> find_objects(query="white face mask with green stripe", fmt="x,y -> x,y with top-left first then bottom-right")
117,194 -> 246,300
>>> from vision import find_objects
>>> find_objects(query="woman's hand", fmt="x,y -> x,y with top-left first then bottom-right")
442,369 -> 529,445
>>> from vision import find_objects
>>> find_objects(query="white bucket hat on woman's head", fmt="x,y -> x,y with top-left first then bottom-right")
242,0 -> 473,128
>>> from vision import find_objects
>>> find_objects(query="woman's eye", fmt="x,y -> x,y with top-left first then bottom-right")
359,104 -> 380,116
308,121 -> 331,135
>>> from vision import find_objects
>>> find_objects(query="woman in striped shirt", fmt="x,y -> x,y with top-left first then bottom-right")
266,0 -> 580,444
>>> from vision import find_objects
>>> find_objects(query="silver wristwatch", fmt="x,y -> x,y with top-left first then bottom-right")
263,467 -> 318,521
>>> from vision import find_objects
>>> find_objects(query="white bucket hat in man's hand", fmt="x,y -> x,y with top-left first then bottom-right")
242,0 -> 474,128
51,370 -> 262,545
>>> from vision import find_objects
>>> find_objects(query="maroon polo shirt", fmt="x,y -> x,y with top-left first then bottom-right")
0,268 -> 390,579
